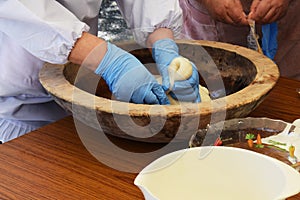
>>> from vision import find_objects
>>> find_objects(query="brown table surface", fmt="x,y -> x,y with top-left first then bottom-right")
0,77 -> 300,200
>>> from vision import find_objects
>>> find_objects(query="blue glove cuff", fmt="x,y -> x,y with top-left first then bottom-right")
152,38 -> 179,66
95,42 -> 120,76
94,42 -> 130,93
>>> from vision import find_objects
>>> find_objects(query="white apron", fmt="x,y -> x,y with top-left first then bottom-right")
0,0 -> 97,143
0,0 -> 183,142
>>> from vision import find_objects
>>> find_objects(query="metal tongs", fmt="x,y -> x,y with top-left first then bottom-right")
247,19 -> 263,54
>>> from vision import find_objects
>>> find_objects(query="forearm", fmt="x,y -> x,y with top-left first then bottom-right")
147,28 -> 174,49
68,32 -> 107,71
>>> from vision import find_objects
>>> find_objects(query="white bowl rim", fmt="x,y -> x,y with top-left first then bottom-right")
134,146 -> 300,200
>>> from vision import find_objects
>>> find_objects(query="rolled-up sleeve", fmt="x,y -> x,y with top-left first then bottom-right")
0,0 -> 90,64
116,0 -> 183,47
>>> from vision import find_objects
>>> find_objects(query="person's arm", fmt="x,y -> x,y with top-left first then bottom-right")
69,31 -> 170,104
117,0 -> 201,103
0,0 -> 169,104
68,32 -> 106,70
146,28 -> 174,48
116,0 -> 200,103
148,29 -> 201,103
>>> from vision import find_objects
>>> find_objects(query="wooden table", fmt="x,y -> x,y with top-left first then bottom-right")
0,77 -> 299,200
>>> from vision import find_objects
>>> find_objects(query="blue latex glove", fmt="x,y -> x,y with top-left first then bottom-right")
262,22 -> 278,60
152,39 -> 201,103
95,42 -> 170,105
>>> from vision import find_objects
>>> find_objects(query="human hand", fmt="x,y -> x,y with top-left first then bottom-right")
94,42 -> 170,105
202,0 -> 248,25
249,0 -> 291,24
152,39 -> 200,103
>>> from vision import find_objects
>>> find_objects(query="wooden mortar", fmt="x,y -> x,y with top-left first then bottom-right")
39,40 -> 279,143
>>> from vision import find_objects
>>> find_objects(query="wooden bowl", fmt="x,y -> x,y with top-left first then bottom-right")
39,40 -> 279,143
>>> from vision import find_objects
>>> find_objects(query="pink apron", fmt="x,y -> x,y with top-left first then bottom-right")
179,0 -> 251,47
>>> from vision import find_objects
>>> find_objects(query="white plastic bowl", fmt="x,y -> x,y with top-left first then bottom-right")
134,146 -> 300,200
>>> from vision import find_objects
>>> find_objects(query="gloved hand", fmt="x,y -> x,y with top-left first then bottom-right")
95,42 -> 170,105
261,22 -> 278,60
152,38 -> 201,103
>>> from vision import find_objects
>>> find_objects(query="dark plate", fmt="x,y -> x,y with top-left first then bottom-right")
189,117 -> 293,165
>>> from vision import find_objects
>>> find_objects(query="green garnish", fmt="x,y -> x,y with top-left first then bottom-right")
268,140 -> 287,146
255,144 -> 264,148
266,145 -> 288,152
245,133 -> 255,140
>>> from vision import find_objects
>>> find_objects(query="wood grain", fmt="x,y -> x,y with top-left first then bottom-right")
0,77 -> 299,199
250,77 -> 300,123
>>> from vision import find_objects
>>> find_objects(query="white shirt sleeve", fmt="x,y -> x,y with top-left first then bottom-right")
116,0 -> 183,47
57,0 -> 102,35
0,0 -> 90,64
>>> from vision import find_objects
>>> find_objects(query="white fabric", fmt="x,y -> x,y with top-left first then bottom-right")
56,0 -> 102,35
116,0 -> 183,47
0,0 -> 94,142
0,0 -> 183,142
261,119 -> 300,162
0,118 -> 50,143
0,0 -> 90,64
